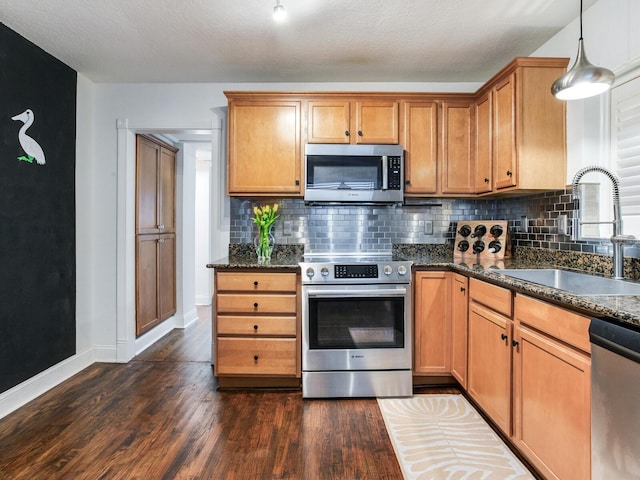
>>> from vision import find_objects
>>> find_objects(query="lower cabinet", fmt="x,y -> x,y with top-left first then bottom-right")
213,269 -> 300,386
450,273 -> 469,388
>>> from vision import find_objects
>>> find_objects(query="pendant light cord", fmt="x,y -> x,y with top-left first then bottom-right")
579,0 -> 583,40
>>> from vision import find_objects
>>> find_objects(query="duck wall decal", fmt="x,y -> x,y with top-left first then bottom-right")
11,109 -> 46,165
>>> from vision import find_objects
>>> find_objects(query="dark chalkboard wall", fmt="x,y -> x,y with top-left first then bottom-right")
0,24 -> 77,393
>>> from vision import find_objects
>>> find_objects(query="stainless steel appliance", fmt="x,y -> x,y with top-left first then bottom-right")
590,317 -> 640,479
304,144 -> 404,203
300,253 -> 413,398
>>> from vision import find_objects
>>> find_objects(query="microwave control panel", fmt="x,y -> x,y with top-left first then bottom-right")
387,156 -> 402,190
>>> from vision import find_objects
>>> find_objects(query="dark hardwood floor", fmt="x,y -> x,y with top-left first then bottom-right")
0,306 -> 459,480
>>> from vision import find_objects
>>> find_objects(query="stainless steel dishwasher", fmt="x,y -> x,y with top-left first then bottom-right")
590,317 -> 640,479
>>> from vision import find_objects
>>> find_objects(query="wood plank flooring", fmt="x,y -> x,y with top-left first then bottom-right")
0,306 -> 456,480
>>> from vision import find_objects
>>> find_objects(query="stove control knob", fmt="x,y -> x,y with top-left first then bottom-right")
398,265 -> 408,276
383,265 -> 393,276
320,267 -> 329,277
306,267 -> 315,279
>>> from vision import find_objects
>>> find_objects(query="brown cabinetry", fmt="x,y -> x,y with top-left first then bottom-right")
474,90 -> 492,193
214,270 -> 300,383
401,101 -> 438,195
226,94 -> 302,196
441,100 -> 475,195
135,135 -> 177,336
450,273 -> 469,388
413,271 -> 451,374
307,99 -> 399,144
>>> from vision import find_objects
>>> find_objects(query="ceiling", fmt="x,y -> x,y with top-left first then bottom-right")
0,0 -> 595,84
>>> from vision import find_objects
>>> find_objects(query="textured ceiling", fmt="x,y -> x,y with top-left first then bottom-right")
0,0 -> 595,83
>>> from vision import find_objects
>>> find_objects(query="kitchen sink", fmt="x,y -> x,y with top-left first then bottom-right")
494,269 -> 640,296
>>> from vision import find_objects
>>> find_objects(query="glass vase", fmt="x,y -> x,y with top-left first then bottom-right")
253,226 -> 275,265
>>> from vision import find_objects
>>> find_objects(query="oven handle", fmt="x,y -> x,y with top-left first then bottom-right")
305,287 -> 407,297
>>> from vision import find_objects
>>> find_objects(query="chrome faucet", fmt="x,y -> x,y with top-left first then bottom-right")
572,166 -> 635,279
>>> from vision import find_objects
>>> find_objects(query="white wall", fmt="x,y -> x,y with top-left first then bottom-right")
195,155 -> 212,305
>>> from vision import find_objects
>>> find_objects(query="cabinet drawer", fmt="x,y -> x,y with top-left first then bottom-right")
217,315 -> 296,336
216,293 -> 297,314
514,294 -> 591,353
216,272 -> 297,293
469,278 -> 512,317
216,338 -> 296,376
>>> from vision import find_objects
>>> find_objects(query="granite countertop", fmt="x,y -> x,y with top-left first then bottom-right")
207,245 -> 640,328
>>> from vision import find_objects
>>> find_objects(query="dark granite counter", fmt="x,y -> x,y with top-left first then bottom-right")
207,244 -> 640,328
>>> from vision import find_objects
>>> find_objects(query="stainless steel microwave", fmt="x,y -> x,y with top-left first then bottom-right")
304,144 -> 404,203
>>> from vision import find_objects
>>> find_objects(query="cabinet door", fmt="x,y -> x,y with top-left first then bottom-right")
512,325 -> 591,480
228,100 -> 301,195
136,234 -> 159,336
474,91 -> 492,193
136,136 -> 160,234
468,301 -> 512,435
354,101 -> 399,144
159,147 -> 176,233
158,233 -> 176,322
402,101 -> 438,195
493,74 -> 517,190
307,100 -> 351,143
414,271 -> 451,374
450,274 -> 468,388
441,101 -> 474,194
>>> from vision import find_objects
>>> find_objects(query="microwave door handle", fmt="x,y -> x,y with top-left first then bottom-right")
382,155 -> 388,190
306,287 -> 407,297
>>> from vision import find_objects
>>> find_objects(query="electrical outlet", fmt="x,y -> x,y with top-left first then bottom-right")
424,220 -> 433,235
558,214 -> 568,235
283,220 -> 293,236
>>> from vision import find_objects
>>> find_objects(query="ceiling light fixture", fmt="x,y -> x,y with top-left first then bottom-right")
273,0 -> 287,22
551,0 -> 614,100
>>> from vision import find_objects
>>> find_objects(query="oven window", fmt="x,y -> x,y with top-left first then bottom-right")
306,156 -> 382,191
308,296 -> 404,349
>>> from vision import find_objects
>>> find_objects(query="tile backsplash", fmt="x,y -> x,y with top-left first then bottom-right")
230,189 -> 640,258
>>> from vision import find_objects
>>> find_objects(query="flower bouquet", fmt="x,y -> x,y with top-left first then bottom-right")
252,203 -> 279,264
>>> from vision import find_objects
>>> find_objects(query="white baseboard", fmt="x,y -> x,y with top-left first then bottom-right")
0,348 -> 95,420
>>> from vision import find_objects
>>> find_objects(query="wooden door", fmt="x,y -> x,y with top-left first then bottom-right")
158,233 -> 176,322
512,325 -> 591,480
474,91 -> 492,193
136,136 -> 160,234
159,147 -> 176,233
306,100 -> 351,143
493,74 -> 517,190
227,100 -> 301,195
450,273 -> 468,388
402,101 -> 438,195
441,101 -> 474,194
136,234 -> 160,336
354,101 -> 399,144
413,271 -> 451,374
467,301 -> 512,435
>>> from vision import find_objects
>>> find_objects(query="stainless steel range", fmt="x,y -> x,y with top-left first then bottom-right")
300,253 -> 413,398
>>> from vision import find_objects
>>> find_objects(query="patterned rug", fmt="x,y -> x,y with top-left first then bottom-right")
378,394 -> 535,480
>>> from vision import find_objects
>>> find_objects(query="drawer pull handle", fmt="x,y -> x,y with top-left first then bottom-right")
254,281 -> 259,286
253,355 -> 259,361
253,325 -> 258,331
253,302 -> 258,309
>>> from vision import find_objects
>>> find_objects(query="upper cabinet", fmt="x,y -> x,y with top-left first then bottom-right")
402,100 -> 438,195
226,94 -> 302,196
441,100 -> 475,195
307,99 -> 399,144
476,57 -> 569,194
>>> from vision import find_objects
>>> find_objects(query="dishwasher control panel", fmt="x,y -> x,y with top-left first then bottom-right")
454,220 -> 510,260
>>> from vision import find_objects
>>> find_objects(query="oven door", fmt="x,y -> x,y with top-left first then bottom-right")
302,283 -> 412,371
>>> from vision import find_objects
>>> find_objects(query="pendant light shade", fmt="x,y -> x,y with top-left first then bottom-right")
551,0 -> 614,100
273,0 -> 286,21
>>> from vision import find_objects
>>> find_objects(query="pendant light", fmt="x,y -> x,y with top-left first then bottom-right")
273,0 -> 287,22
551,0 -> 614,100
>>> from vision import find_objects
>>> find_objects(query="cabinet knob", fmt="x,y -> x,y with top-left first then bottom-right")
253,302 -> 258,309
405,180 -> 411,186
501,333 -> 508,342
159,224 -> 164,231
253,355 -> 259,361
512,339 -> 519,348
295,179 -> 300,186
460,287 -> 466,293
345,130 -> 350,137
253,281 -> 259,286
506,170 -> 513,177
484,178 -> 490,183
253,324 -> 258,331
158,238 -> 164,244
357,130 -> 363,137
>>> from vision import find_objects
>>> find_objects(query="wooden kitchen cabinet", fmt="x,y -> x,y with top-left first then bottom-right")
450,273 -> 468,388
307,99 -> 399,144
474,90 -> 492,193
476,57 -> 568,194
413,271 -> 451,374
226,94 -> 302,196
401,101 -> 438,195
513,294 -> 591,480
441,100 -> 475,195
214,270 -> 300,385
